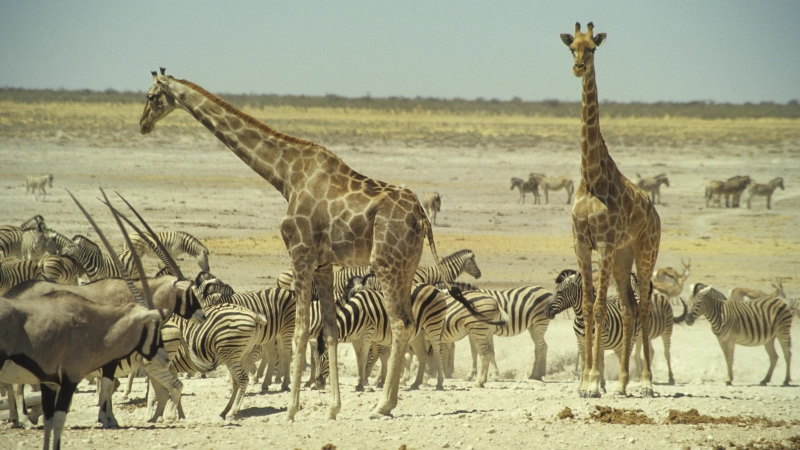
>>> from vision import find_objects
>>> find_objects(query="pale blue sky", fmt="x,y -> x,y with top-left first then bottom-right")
1,1 -> 798,103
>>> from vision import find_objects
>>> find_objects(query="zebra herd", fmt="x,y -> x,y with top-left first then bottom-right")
509,171 -> 785,210
1,192 -> 797,449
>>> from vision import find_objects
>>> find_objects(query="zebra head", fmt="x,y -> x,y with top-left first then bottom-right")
343,272 -> 376,301
686,283 -> 713,326
461,251 -> 482,279
547,269 -> 581,319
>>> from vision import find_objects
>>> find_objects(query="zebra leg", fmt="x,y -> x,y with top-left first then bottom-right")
304,339 -> 317,388
761,338 -> 780,386
351,337 -> 372,391
219,365 -> 242,419
145,361 -> 182,423
778,334 -> 791,386
408,334 -> 428,390
663,334 -> 675,385
633,341 -> 643,382
278,336 -> 292,392
426,335 -> 445,390
528,326 -> 548,380
466,335 -> 478,381
718,339 -> 736,386
474,334 -> 493,388
443,342 -> 455,378
2,383 -> 20,427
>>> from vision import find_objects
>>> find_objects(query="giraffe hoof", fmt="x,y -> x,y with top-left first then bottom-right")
641,388 -> 654,398
579,390 -> 601,399
435,385 -> 444,391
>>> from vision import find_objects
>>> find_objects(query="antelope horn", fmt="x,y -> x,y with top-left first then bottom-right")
151,71 -> 158,80
160,67 -> 166,76
98,193 -> 186,281
67,189 -> 154,311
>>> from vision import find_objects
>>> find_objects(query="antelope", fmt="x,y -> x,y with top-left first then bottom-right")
729,278 -> 787,302
1,189 -> 169,450
652,258 -> 691,301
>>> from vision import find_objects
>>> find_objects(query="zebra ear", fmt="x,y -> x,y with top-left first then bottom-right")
555,269 -> 577,284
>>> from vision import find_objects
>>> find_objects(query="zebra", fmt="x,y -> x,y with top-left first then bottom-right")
687,283 -> 793,386
60,235 -> 144,282
25,174 -> 53,201
0,259 -> 44,295
528,173 -> 574,204
276,265 -> 372,302
478,285 -> 553,380
0,226 -> 48,261
39,254 -> 85,285
705,180 -> 725,207
19,215 -> 47,231
199,286 -> 296,392
125,230 -> 210,272
413,249 -> 482,285
421,192 -> 442,225
510,177 -> 539,204
546,269 -> 685,389
720,175 -> 752,207
745,177 -> 784,209
163,303 -> 267,419
635,173 -> 669,204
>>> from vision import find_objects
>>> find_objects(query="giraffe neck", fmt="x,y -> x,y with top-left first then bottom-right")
579,64 -> 615,190
165,79 -> 313,198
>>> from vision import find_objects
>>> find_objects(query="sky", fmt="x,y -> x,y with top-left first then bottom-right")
1,1 -> 799,104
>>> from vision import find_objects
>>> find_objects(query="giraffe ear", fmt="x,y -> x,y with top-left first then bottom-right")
593,33 -> 607,47
560,34 -> 574,47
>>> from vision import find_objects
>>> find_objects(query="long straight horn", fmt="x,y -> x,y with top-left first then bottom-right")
99,189 -> 155,311
114,191 -> 186,280
67,189 -> 153,310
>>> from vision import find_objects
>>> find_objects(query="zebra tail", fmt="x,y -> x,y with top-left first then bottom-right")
673,297 -> 688,324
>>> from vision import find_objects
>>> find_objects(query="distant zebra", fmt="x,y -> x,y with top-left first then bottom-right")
0,226 -> 48,261
635,173 -> 669,204
125,230 -> 210,272
421,192 -> 442,225
510,177 -> 540,205
705,180 -> 725,207
745,177 -> 784,210
722,175 -> 752,207
25,174 -> 53,201
480,285 -> 553,380
687,283 -> 792,386
163,303 -> 267,419
547,270 -> 685,389
19,215 -> 47,231
528,173 -> 574,204
200,287 -> 295,392
60,235 -> 144,281
39,254 -> 85,285
0,259 -> 44,295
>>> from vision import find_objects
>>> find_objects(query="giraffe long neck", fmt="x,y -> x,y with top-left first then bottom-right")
167,79 -> 312,198
579,64 -> 615,191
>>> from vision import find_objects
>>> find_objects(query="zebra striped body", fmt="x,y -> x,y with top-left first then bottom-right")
705,180 -> 725,207
528,173 -> 574,204
164,303 -> 267,419
25,174 -> 53,201
421,192 -> 442,225
125,230 -> 210,272
0,227 -> 47,261
0,260 -> 44,295
635,173 -> 669,204
60,235 -> 143,282
39,255 -> 84,285
276,265 -> 372,302
687,283 -> 792,386
510,177 -> 539,204
19,215 -> 46,231
413,249 -> 482,285
745,177 -> 784,209
202,287 -> 296,392
437,290 -> 508,387
480,285 -> 553,380
548,270 -> 684,388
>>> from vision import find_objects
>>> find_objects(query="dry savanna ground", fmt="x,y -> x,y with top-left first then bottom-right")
1,100 -> 800,449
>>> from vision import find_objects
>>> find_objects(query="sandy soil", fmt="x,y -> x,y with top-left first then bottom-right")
1,132 -> 799,449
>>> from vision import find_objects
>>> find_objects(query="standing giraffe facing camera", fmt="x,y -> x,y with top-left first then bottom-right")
560,23 -> 661,398
139,69 -> 469,420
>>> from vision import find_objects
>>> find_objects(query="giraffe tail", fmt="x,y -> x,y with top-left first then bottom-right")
423,213 -> 495,322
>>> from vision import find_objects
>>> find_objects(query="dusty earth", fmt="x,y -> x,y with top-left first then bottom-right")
1,128 -> 799,450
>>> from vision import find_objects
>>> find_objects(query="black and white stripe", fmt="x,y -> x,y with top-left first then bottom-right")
60,235 -> 144,281
687,283 -> 792,386
125,230 -> 210,272
0,259 -> 43,295
25,174 -> 53,201
413,249 -> 482,285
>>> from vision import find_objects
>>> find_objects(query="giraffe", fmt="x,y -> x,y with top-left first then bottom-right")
138,69 -> 467,420
560,23 -> 661,398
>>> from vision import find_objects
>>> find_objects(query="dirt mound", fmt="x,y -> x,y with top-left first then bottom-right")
589,406 -> 655,425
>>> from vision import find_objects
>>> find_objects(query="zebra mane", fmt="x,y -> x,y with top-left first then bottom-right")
555,269 -> 577,285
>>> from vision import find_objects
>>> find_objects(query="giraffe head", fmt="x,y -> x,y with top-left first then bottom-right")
560,22 -> 606,77
140,67 -> 177,134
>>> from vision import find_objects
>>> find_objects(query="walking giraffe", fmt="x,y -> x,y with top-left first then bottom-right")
561,23 -> 661,398
139,69 -> 467,419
